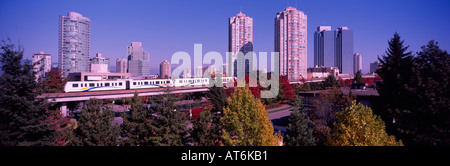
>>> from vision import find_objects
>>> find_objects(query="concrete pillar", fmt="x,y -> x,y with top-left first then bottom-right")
60,102 -> 67,117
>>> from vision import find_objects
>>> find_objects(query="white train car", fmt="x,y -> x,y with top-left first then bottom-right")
220,77 -> 235,84
64,80 -> 126,92
173,78 -> 210,87
128,79 -> 172,89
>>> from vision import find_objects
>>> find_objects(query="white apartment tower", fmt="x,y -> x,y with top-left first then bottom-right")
228,11 -> 253,78
275,6 -> 307,81
59,12 -> 90,76
116,58 -> 127,73
32,51 -> 51,81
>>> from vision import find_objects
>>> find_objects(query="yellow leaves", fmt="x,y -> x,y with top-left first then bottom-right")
329,100 -> 402,146
221,85 -> 282,146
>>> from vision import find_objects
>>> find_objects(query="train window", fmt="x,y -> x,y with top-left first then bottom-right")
144,81 -> 148,85
80,84 -> 83,87
89,83 -> 95,87
133,82 -> 136,85
156,81 -> 160,84
105,83 -> 110,86
72,84 -> 78,88
85,84 -> 87,87
119,82 -> 122,86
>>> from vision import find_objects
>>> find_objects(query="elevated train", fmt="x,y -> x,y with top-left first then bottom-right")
64,77 -> 235,93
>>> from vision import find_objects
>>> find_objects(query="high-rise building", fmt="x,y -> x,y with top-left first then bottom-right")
127,42 -> 150,76
160,60 -> 171,79
116,58 -> 127,73
335,26 -> 354,74
275,6 -> 307,81
90,53 -> 110,73
32,51 -> 51,81
314,26 -> 334,67
228,11 -> 253,78
59,12 -> 90,76
353,53 -> 362,74
370,61 -> 382,74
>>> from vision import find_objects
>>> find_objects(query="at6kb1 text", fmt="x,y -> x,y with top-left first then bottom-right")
223,151 -> 267,161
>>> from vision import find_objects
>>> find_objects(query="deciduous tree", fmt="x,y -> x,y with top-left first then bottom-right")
221,85 -> 282,146
328,101 -> 403,146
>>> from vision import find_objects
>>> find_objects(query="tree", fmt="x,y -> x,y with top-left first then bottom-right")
120,92 -> 159,146
323,74 -> 340,88
277,75 -> 295,102
0,39 -> 59,146
285,96 -> 316,146
39,68 -> 67,93
391,40 -> 450,146
206,81 -> 227,113
309,87 -> 355,146
354,71 -> 364,84
150,87 -> 189,146
191,110 -> 222,146
328,101 -> 403,146
221,85 -> 282,146
68,98 -> 119,146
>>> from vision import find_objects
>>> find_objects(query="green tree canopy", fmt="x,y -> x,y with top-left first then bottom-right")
68,98 -> 119,146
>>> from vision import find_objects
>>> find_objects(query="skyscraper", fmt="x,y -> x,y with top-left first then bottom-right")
335,26 -> 354,74
353,53 -> 362,74
32,51 -> 51,81
314,26 -> 334,67
160,60 -> 171,79
127,42 -> 150,76
228,11 -> 253,78
275,6 -> 307,81
59,12 -> 90,76
116,58 -> 127,73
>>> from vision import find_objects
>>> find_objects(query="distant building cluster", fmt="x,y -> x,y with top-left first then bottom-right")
34,5 -> 361,82
314,25 -> 363,75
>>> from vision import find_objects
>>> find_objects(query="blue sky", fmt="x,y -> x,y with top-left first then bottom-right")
1,0 -> 449,74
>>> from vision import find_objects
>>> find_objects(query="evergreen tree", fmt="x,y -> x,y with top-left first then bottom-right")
120,92 -> 159,146
354,71 -> 364,84
206,81 -> 227,113
328,101 -> 403,146
323,74 -> 340,88
0,40 -> 58,146
221,85 -> 282,146
285,96 -> 316,146
191,110 -> 221,146
68,98 -> 119,146
151,87 -> 189,146
393,41 -> 450,145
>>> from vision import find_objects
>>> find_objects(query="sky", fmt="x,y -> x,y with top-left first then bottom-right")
1,0 -> 449,74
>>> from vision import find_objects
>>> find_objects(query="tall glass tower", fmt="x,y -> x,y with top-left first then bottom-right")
335,26 -> 353,74
314,26 -> 334,67
59,12 -> 90,76
127,42 -> 150,76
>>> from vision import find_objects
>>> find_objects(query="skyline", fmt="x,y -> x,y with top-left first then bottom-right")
1,0 -> 449,74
